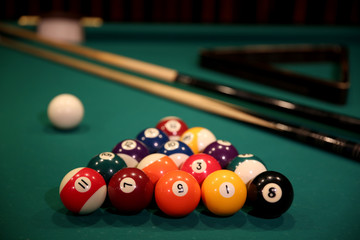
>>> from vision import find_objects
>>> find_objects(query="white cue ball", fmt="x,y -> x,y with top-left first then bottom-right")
47,93 -> 84,130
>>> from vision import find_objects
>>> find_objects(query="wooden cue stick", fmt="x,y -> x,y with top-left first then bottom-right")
1,36 -> 359,161
0,23 -> 359,132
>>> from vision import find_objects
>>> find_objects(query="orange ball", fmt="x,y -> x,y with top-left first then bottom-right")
155,170 -> 201,217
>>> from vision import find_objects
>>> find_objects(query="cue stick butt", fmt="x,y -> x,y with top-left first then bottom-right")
1,35 -> 359,162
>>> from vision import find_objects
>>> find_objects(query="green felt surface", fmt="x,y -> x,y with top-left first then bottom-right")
0,23 -> 360,240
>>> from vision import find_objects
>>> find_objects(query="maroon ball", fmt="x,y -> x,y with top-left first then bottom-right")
108,168 -> 154,214
203,140 -> 239,168
112,139 -> 149,167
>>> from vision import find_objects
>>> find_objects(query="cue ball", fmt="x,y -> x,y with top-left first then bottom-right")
246,171 -> 294,218
108,168 -> 154,214
155,170 -> 201,217
59,167 -> 107,214
47,93 -> 84,130
201,170 -> 247,216
180,127 -> 216,154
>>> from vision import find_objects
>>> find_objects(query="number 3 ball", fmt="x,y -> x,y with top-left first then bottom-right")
155,170 -> 201,217
180,153 -> 221,185
180,127 -> 216,154
201,170 -> 247,216
59,167 -> 107,215
246,171 -> 294,219
108,168 -> 154,214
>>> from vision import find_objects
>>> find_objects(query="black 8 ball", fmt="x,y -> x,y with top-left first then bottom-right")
246,171 -> 294,219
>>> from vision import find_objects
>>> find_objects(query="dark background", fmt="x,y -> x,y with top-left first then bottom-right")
1,0 -> 359,25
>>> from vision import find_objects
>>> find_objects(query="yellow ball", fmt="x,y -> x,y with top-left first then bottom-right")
180,127 -> 216,154
201,170 -> 247,216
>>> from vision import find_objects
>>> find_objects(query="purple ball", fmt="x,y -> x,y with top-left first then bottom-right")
112,139 -> 149,167
203,140 -> 239,168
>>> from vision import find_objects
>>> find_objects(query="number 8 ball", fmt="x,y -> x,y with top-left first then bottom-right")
246,171 -> 294,219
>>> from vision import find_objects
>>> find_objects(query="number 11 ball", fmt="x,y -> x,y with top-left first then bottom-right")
246,171 -> 294,219
47,93 -> 84,130
59,167 -> 107,215
108,168 -> 154,214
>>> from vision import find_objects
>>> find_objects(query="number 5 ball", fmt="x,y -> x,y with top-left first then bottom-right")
155,170 -> 201,217
59,167 -> 107,214
201,170 -> 247,216
246,171 -> 294,219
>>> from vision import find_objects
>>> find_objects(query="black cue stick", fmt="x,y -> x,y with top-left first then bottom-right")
0,35 -> 359,161
175,74 -> 360,133
0,23 -> 359,134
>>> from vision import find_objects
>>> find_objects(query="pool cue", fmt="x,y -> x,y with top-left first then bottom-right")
0,23 -> 359,133
1,36 -> 359,161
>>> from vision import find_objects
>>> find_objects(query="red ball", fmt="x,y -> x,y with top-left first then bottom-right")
155,170 -> 201,217
180,153 -> 222,185
108,168 -> 154,214
156,116 -> 188,141
59,167 -> 107,214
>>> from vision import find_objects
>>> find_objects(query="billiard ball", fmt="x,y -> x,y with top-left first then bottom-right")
155,170 -> 201,217
47,93 -> 84,130
136,128 -> 169,153
180,153 -> 221,185
227,154 -> 267,186
108,168 -> 154,214
201,170 -> 247,216
158,140 -> 193,167
87,152 -> 127,184
180,127 -> 216,154
59,167 -> 106,214
112,139 -> 149,167
136,153 -> 178,184
156,116 -> 188,141
203,140 -> 239,168
246,171 -> 294,219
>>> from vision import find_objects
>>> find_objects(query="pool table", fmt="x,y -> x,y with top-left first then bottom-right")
0,23 -> 360,240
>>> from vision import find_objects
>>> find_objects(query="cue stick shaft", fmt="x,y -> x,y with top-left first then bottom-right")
1,36 -> 359,161
0,23 -> 359,133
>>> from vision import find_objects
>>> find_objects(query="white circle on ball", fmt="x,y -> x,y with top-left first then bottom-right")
182,132 -> 194,144
47,93 -> 84,130
219,182 -> 235,198
121,140 -> 136,150
120,177 -> 136,193
172,181 -> 188,197
262,183 -> 282,203
191,159 -> 207,173
144,128 -> 159,138
75,177 -> 91,193
217,140 -> 231,146
165,120 -> 181,131
99,152 -> 115,160
165,141 -> 179,151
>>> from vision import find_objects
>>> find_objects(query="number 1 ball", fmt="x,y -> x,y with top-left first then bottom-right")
59,167 -> 107,214
201,170 -> 247,216
108,168 -> 154,214
155,170 -> 201,217
246,171 -> 294,219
